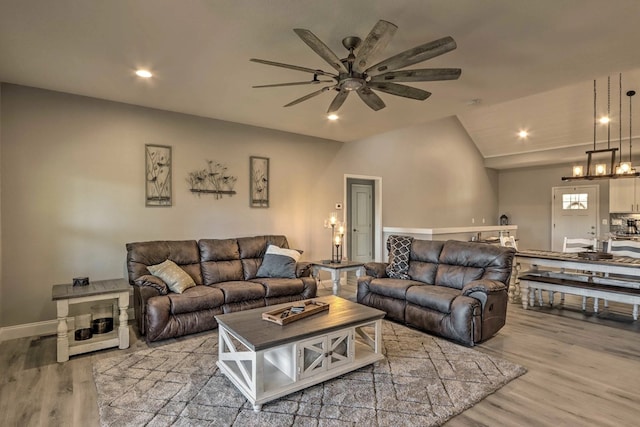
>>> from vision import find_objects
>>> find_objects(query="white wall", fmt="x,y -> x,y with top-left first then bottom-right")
1,84 -> 499,327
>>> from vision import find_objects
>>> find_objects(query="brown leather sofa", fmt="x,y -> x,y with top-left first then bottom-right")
357,239 -> 515,346
126,235 -> 316,341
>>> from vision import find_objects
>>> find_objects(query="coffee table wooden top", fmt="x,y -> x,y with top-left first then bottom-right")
215,295 -> 385,351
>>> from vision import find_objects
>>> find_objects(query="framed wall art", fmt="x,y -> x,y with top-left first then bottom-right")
145,144 -> 172,207
250,156 -> 269,208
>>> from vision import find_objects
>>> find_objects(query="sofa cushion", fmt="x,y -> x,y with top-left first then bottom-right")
435,264 -> 485,290
239,235 -> 290,279
250,277 -> 304,297
167,285 -> 225,315
199,239 -> 244,285
211,281 -> 266,304
369,277 -> 423,300
406,284 -> 461,313
147,259 -> 196,294
126,240 -> 203,285
256,245 -> 301,279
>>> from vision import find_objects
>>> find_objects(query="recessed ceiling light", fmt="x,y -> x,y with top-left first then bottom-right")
327,114 -> 339,121
518,130 -> 528,139
135,69 -> 153,78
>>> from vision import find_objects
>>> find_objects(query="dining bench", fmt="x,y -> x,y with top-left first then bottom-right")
519,272 -> 640,320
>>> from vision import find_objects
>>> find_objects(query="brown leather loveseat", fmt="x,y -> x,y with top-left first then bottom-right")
126,235 -> 316,341
357,238 -> 515,346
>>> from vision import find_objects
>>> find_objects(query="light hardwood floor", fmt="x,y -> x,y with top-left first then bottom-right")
1,280 -> 638,426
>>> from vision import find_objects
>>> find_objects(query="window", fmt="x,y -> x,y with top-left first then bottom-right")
562,193 -> 588,210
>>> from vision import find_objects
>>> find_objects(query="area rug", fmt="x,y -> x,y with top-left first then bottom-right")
93,321 -> 526,426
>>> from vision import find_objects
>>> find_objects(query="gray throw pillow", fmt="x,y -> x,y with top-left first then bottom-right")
256,245 -> 302,279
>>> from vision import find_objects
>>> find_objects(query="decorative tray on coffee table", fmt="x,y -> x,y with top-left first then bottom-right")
262,299 -> 329,325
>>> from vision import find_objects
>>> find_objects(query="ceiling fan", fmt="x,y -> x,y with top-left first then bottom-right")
250,20 -> 461,113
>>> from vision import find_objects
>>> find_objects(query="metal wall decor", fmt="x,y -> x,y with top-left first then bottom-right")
145,144 -> 172,206
186,160 -> 237,199
250,156 -> 269,208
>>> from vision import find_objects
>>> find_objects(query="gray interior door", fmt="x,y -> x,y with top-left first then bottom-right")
348,180 -> 374,262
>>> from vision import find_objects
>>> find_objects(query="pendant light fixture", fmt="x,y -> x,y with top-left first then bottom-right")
562,74 -> 640,181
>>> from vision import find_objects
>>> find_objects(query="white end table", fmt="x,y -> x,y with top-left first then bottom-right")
311,261 -> 365,295
52,278 -> 130,362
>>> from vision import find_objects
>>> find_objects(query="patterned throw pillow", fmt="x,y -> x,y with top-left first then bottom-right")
147,259 -> 196,294
256,245 -> 302,279
385,235 -> 414,279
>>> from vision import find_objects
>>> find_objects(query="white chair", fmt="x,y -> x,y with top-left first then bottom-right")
562,237 -> 597,253
607,239 -> 640,316
556,237 -> 598,309
607,238 -> 640,257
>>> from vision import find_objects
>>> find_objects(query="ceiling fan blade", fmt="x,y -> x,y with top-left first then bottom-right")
365,36 -> 457,77
352,20 -> 398,74
253,80 -> 333,88
250,58 -> 337,78
356,86 -> 386,111
293,28 -> 347,73
283,86 -> 333,107
368,82 -> 431,100
370,68 -> 461,83
327,90 -> 350,114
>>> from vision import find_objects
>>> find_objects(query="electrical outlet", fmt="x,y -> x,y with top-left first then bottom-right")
482,218 -> 485,224
471,218 -> 475,224
612,219 -> 622,226
602,219 -> 608,225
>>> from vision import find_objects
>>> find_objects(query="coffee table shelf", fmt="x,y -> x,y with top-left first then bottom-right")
215,296 -> 385,410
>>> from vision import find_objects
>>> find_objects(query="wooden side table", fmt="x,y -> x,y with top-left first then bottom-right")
52,278 -> 130,362
311,261 -> 365,295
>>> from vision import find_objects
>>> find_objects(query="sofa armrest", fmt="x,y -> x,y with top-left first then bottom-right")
134,274 -> 168,295
462,279 -> 507,297
364,262 -> 388,278
296,261 -> 312,278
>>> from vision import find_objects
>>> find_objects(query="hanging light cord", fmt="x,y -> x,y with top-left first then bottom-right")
619,73 -> 623,165
630,90 -> 634,163
607,75 -> 611,149
593,80 -> 597,151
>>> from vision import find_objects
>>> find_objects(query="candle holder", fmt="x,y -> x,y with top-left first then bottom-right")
325,212 -> 345,264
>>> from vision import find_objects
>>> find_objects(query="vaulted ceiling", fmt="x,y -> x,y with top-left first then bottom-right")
2,0 -> 640,170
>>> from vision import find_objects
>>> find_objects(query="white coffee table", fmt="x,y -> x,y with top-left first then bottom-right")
215,295 -> 385,411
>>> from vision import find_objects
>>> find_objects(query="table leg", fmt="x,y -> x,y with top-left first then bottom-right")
331,270 -> 340,295
56,300 -> 69,363
520,283 -> 530,310
118,291 -> 130,349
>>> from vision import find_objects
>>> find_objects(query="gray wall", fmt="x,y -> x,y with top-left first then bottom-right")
0,84 -> 498,327
332,116 -> 499,228
498,163 -> 610,250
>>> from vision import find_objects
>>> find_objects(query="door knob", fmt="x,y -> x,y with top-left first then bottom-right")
353,229 -> 357,232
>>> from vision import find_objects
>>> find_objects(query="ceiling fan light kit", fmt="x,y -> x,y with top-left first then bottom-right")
250,20 -> 461,114
562,74 -> 640,181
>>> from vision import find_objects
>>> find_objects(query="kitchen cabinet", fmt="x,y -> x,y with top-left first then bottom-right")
609,179 -> 640,212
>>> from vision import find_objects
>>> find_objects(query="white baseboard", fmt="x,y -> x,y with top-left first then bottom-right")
0,307 -> 135,342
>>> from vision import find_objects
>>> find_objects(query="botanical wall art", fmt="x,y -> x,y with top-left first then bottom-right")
250,156 -> 269,208
145,144 -> 172,207
186,160 -> 237,199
